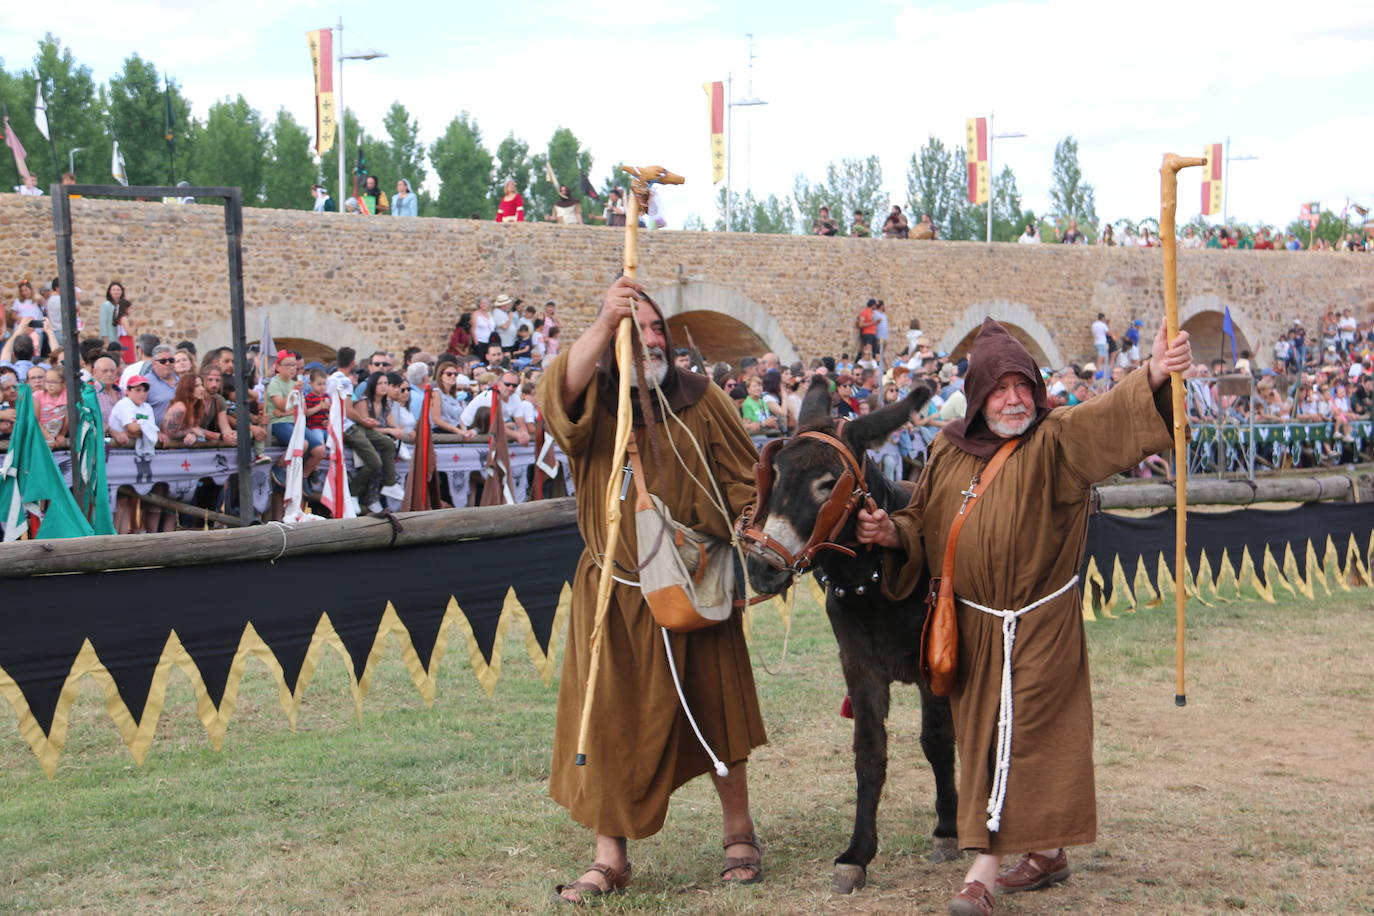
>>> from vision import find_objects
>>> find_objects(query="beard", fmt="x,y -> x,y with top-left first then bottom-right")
985,404 -> 1033,438
631,346 -> 670,390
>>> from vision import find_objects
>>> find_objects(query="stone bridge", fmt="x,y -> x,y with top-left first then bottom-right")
2,196 -> 1369,370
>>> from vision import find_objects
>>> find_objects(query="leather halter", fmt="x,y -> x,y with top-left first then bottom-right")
734,429 -> 877,574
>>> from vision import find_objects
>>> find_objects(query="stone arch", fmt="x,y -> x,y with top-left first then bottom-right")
937,301 -> 1063,368
191,304 -> 375,361
1180,294 -> 1256,365
647,281 -> 800,369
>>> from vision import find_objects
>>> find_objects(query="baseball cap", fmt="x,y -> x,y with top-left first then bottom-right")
127,375 -> 150,388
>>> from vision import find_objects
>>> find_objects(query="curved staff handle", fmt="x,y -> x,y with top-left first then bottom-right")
574,165 -> 683,766
1159,153 -> 1206,708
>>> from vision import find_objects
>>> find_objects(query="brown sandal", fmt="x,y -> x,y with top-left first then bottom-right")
721,833 -> 764,885
552,862 -> 632,905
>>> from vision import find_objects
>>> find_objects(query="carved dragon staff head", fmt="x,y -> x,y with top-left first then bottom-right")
622,164 -> 685,211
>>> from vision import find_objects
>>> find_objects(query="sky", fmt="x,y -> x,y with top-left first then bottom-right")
3,0 -> 1372,231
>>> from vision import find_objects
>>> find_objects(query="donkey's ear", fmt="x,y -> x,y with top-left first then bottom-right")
797,375 -> 833,431
843,383 -> 932,451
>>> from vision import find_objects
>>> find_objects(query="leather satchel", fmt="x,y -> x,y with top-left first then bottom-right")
920,438 -> 1021,695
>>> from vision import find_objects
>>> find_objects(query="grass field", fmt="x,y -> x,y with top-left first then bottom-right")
2,582 -> 1372,914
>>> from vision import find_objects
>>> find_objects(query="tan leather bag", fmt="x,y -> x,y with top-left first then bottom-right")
920,438 -> 1021,695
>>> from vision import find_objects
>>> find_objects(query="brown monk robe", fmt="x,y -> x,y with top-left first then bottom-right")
537,295 -> 765,841
882,318 -> 1174,855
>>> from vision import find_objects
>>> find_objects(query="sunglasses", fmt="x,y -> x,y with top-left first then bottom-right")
443,371 -> 458,377
502,382 -> 518,388
372,362 -> 391,369
155,357 -> 174,364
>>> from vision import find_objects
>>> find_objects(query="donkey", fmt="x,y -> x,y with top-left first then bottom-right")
738,377 -> 959,893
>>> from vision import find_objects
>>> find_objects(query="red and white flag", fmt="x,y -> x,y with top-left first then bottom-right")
321,390 -> 357,518
4,116 -> 29,181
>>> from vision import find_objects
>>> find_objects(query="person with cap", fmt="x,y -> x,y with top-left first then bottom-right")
492,294 -> 518,353
855,317 -> 1192,916
537,276 -> 766,903
109,375 -> 162,533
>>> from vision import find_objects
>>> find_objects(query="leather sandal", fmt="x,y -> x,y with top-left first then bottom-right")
721,833 -> 764,885
995,849 -> 1070,894
948,879 -> 995,916
552,862 -> 631,905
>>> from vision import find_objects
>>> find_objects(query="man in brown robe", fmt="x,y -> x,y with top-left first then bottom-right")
857,317 -> 1192,915
537,277 -> 767,903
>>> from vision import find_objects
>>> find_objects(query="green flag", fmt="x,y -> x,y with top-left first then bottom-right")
0,386 -> 95,540
74,384 -> 116,535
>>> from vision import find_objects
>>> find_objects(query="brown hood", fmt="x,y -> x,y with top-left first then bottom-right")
595,291 -> 709,426
942,317 -> 1050,459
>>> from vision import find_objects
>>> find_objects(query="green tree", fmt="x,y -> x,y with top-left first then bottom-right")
429,112 -> 493,219
261,109 -> 317,209
1048,135 -> 1098,232
491,133 -> 530,208
905,135 -> 980,239
713,188 -> 793,233
382,102 -> 425,188
319,108 -> 360,203
990,165 -> 1031,242
106,54 -> 192,185
527,126 -> 593,222
32,34 -> 108,186
0,67 -> 49,191
185,95 -> 266,204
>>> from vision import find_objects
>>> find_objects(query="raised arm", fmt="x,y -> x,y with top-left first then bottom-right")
558,277 -> 643,413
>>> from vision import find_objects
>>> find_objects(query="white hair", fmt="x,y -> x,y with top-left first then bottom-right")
406,362 -> 429,385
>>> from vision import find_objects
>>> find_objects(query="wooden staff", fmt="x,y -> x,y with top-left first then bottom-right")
575,164 -> 685,766
1160,152 -> 1206,707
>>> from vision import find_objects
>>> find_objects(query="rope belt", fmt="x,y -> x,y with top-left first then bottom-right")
958,575 -> 1080,833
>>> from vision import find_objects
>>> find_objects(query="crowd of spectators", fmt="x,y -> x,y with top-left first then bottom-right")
1,257 -> 1369,536
0,277 -> 563,533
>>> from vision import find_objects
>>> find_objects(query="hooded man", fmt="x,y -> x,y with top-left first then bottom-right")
857,317 -> 1191,916
537,276 -> 766,903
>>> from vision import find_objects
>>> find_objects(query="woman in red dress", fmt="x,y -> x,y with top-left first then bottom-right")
495,179 -> 525,222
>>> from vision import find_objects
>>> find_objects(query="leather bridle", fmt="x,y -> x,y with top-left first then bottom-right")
734,429 -> 876,574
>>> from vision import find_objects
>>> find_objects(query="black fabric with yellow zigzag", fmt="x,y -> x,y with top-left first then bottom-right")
1081,503 -> 1373,618
0,523 -> 582,776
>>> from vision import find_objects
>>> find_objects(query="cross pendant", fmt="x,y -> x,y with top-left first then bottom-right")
958,476 -> 980,515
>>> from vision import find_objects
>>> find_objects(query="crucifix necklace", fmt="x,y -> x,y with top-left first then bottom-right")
958,474 -> 981,515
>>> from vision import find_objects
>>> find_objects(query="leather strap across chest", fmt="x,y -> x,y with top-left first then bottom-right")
939,437 -> 1021,586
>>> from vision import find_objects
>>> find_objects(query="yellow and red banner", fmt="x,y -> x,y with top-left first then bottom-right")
966,117 -> 989,204
1201,143 -> 1222,215
307,29 -> 335,156
704,81 -> 725,184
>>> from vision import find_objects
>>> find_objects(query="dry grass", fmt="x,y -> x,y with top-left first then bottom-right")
1,583 -> 1371,914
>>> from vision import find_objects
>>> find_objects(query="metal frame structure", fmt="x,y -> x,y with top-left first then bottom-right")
50,184 -> 254,526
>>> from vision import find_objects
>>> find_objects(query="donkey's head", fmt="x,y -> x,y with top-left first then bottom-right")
740,375 -> 931,596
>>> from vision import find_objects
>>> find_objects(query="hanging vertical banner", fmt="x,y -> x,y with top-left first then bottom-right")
703,81 -> 725,184
1299,201 -> 1321,229
4,115 -> 29,180
111,140 -> 128,186
965,117 -> 988,204
307,29 -> 335,155
1201,142 -> 1223,215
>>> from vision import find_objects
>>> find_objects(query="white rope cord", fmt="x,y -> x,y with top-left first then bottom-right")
958,575 -> 1080,833
266,520 -> 292,563
661,627 -> 729,777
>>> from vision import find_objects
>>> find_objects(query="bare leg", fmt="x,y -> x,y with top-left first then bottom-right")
711,761 -> 759,880
964,852 -> 1000,888
557,834 -> 628,903
304,445 -> 324,477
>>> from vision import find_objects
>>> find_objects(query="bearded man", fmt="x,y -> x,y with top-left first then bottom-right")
537,276 -> 767,903
857,317 -> 1192,916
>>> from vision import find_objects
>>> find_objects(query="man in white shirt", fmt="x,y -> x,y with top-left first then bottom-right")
460,371 -> 530,444
15,174 -> 43,196
1338,310 -> 1358,354
1090,313 -> 1110,363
